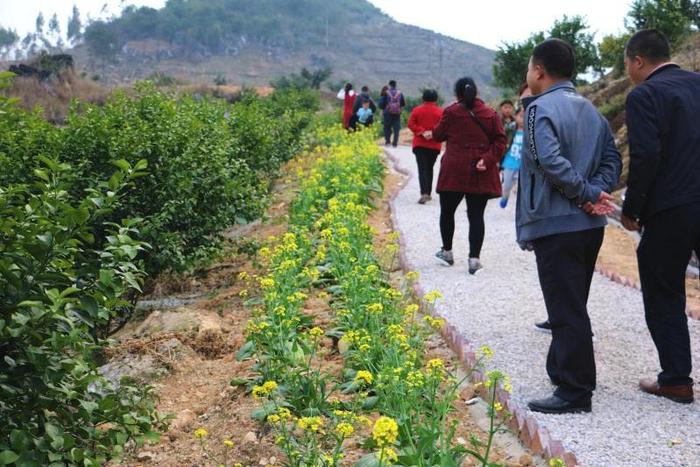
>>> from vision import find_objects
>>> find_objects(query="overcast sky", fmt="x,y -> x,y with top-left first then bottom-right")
0,0 -> 633,49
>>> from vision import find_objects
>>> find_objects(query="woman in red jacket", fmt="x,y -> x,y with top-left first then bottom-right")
432,77 -> 506,274
337,83 -> 356,130
408,89 -> 443,204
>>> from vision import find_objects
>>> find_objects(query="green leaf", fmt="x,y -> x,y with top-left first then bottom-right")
111,159 -> 131,172
354,453 -> 380,467
235,341 -> 255,361
0,451 -> 19,466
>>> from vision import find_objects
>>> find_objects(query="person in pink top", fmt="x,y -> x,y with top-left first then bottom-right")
407,89 -> 443,204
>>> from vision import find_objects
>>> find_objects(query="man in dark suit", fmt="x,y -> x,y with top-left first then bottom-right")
623,29 -> 700,404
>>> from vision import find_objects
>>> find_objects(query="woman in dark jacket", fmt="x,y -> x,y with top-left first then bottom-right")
432,77 -> 506,274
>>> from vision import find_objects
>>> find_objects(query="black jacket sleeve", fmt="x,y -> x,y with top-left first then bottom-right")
622,86 -> 662,220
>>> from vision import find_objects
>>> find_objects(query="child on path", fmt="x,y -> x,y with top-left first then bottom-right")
356,100 -> 374,127
499,107 -> 524,208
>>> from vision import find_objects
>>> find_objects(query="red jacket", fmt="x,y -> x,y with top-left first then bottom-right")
408,102 -> 443,150
432,99 -> 506,197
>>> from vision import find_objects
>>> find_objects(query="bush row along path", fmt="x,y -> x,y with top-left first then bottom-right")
385,145 -> 700,467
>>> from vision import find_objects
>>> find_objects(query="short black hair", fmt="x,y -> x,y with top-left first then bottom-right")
626,29 -> 671,63
388,80 -> 397,88
499,99 -> 514,107
422,88 -> 438,102
531,38 -> 575,80
361,85 -> 369,92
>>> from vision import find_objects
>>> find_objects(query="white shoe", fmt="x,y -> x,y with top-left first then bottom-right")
468,258 -> 483,275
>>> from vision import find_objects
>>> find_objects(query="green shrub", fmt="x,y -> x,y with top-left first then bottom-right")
0,156 -> 165,466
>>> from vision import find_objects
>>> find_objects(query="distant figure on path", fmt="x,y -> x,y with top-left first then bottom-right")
379,80 -> 405,147
432,77 -> 506,275
350,85 -> 377,130
408,88 -> 443,204
622,29 -> 700,404
356,100 -> 374,128
337,83 -> 356,129
517,39 -> 621,415
499,106 -> 524,209
499,98 -> 517,160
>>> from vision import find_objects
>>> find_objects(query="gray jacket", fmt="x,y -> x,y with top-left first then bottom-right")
516,82 -> 622,246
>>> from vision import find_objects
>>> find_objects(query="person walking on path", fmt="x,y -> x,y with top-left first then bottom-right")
379,80 -> 405,147
337,83 -> 356,130
517,39 -> 622,415
622,29 -> 700,404
432,77 -> 506,275
499,99 -> 517,159
408,88 -> 443,204
499,106 -> 524,209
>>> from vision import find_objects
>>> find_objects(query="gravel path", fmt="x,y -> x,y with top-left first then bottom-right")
386,146 -> 700,467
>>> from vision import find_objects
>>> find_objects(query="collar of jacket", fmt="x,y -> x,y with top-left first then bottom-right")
646,62 -> 680,81
521,80 -> 575,108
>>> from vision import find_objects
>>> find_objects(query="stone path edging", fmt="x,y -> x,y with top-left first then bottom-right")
383,148 -> 579,466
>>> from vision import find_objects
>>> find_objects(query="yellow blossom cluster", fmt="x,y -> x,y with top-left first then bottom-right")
372,416 -> 398,447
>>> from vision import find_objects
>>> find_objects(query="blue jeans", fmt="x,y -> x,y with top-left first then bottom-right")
501,168 -> 518,199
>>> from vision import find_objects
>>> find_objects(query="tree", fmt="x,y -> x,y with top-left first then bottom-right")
67,5 -> 83,44
0,27 -> 19,59
35,13 -> 45,35
271,66 -> 333,90
84,21 -> 121,61
549,15 -> 602,78
627,0 -> 697,47
599,33 -> 631,77
493,16 -> 601,93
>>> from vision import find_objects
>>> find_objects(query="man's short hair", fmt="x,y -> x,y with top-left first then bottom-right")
389,80 -> 397,88
361,85 -> 369,92
625,29 -> 671,63
531,38 -> 575,80
499,99 -> 514,107
422,88 -> 438,102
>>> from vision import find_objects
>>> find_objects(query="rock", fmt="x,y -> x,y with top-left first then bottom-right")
134,309 -> 201,337
136,451 -> 153,461
243,431 -> 257,444
171,409 -> 197,432
518,453 -> 534,466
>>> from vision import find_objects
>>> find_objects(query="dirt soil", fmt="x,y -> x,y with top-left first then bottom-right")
597,223 -> 700,315
110,151 -> 540,466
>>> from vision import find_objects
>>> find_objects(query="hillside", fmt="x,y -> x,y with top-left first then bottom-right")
72,0 -> 496,98
583,32 -> 700,188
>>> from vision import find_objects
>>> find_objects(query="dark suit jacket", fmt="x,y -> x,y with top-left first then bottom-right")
623,64 -> 700,222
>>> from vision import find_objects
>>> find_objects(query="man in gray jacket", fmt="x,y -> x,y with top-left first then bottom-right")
517,39 -> 622,414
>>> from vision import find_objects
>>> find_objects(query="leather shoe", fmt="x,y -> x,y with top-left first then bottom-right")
527,394 -> 591,414
639,379 -> 694,404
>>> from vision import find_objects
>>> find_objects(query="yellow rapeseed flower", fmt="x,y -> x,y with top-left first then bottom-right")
335,422 -> 354,438
383,447 -> 399,463
223,439 -> 234,448
194,428 -> 208,439
297,416 -> 324,433
479,345 -> 494,359
372,416 -> 398,447
424,290 -> 444,303
354,370 -> 373,385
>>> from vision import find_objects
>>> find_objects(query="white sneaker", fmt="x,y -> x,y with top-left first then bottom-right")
468,258 -> 483,275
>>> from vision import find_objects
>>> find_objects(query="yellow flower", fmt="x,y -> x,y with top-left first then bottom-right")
403,303 -> 419,315
423,315 -> 445,330
194,428 -> 208,439
238,289 -> 249,298
383,447 -> 399,463
297,416 -> 324,433
405,270 -> 420,282
406,370 -> 425,389
494,402 -> 503,412
426,358 -> 445,374
354,370 -> 373,385
237,271 -> 249,281
478,345 -> 494,359
424,290 -> 444,303
223,439 -> 234,448
372,416 -> 398,447
252,380 -> 278,399
549,459 -> 565,467
366,303 -> 383,314
259,277 -> 275,289
357,415 -> 372,426
267,414 -> 281,424
335,422 -> 354,438
277,407 -> 292,421
263,381 -> 278,392
308,327 -> 324,339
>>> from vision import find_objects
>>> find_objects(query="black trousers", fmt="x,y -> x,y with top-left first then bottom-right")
384,113 -> 401,146
439,192 -> 489,258
413,147 -> 440,195
637,202 -> 700,386
533,227 -> 604,402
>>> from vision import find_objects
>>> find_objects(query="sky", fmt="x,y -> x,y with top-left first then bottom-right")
0,0 -> 633,50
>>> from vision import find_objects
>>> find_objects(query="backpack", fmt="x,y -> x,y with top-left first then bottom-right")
386,89 -> 402,115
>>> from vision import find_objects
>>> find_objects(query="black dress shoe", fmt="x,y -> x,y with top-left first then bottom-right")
527,394 -> 591,414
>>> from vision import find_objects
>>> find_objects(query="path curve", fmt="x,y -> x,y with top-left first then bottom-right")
385,145 -> 700,467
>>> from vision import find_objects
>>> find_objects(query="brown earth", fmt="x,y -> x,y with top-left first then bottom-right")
110,150 -> 539,466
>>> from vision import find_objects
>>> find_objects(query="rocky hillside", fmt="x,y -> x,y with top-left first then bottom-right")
583,32 -> 700,188
72,0 -> 496,98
